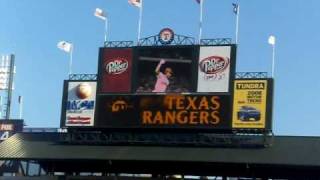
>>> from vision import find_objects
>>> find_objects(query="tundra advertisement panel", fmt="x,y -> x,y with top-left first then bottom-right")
64,81 -> 97,127
99,48 -> 133,93
96,94 -> 231,129
197,46 -> 232,93
232,80 -> 270,129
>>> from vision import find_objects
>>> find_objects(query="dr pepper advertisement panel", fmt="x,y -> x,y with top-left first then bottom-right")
98,48 -> 133,93
95,94 -> 231,130
197,46 -> 233,93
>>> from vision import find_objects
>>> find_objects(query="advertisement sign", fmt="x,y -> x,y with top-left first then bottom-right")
65,81 -> 97,127
99,48 -> 133,93
135,46 -> 195,93
96,94 -> 231,129
197,46 -> 232,92
232,80 -> 268,129
0,120 -> 23,142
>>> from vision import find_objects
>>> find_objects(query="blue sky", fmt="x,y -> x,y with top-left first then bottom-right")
0,0 -> 319,136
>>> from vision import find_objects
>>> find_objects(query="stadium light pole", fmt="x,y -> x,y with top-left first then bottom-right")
268,35 -> 276,78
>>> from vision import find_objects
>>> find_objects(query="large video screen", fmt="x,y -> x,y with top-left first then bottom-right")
135,46 -> 197,93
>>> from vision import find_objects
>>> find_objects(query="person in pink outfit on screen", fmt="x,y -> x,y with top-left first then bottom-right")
152,59 -> 173,92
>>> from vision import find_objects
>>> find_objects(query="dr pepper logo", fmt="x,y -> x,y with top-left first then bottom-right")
199,56 -> 229,74
105,58 -> 128,75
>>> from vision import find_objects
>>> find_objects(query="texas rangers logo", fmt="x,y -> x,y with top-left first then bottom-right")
159,28 -> 175,45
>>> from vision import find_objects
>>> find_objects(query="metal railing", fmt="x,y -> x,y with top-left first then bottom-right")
103,38 -> 234,47
68,74 -> 97,81
60,131 -> 273,148
104,41 -> 134,48
236,72 -> 268,79
200,38 -> 232,45
138,34 -> 195,46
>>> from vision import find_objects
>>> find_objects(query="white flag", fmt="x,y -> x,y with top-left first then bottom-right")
57,41 -> 73,53
128,0 -> 141,8
268,35 -> 276,45
94,8 -> 107,21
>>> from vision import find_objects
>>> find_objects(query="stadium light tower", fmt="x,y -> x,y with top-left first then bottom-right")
268,35 -> 276,78
94,8 -> 108,43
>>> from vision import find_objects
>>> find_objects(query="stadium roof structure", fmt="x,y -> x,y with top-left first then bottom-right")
1,133 -> 320,178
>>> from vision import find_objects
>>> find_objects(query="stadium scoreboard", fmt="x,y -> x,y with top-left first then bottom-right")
60,29 -> 273,133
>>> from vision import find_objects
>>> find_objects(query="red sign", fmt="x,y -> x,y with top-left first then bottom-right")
199,56 -> 230,74
100,48 -> 133,93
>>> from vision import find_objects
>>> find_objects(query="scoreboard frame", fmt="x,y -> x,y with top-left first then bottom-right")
60,44 -> 273,134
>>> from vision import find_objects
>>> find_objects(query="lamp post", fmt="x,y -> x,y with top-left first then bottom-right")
268,35 -> 276,78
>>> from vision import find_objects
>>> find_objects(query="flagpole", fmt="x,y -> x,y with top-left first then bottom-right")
199,0 -> 204,44
271,43 -> 275,78
69,47 -> 73,77
235,5 -> 240,44
19,96 -> 23,119
104,17 -> 108,44
0,96 -> 2,118
137,0 -> 143,45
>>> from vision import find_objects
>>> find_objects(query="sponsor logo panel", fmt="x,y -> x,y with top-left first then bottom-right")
197,46 -> 232,92
100,48 -> 133,93
65,82 -> 97,127
232,80 -> 268,129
